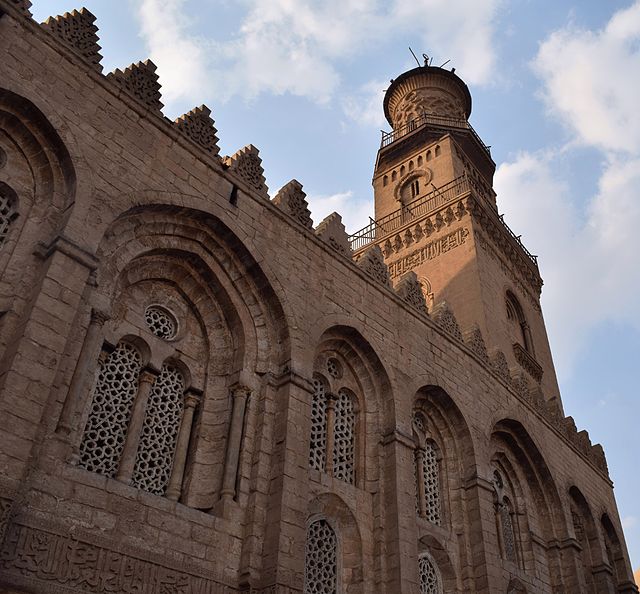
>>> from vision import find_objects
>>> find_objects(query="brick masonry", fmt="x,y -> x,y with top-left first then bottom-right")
0,3 -> 637,593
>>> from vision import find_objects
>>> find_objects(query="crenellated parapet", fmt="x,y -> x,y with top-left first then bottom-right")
272,180 -> 313,229
42,9 -> 102,71
394,271 -> 428,315
355,244 -> 391,288
431,301 -> 463,342
107,60 -> 163,112
174,105 -> 220,157
315,213 -> 352,257
223,145 -> 268,199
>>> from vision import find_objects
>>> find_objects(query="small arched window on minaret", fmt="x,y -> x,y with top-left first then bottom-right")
505,291 -> 534,355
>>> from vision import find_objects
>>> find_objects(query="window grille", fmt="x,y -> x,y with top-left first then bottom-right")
419,553 -> 442,594
303,519 -> 337,594
309,377 -> 327,471
79,342 -> 142,476
144,305 -> 177,340
326,358 -> 341,379
500,501 -> 517,563
0,188 -> 17,249
332,389 -> 355,484
422,441 -> 441,525
131,364 -> 185,495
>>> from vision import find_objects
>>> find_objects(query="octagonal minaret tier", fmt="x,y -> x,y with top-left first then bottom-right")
383,65 -> 472,129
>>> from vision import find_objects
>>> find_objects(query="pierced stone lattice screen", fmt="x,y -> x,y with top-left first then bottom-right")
419,554 -> 441,594
131,364 -> 185,495
145,306 -> 177,340
0,189 -> 17,249
332,389 -> 355,484
303,519 -> 337,594
79,342 -> 143,476
309,377 -> 327,471
500,502 -> 517,563
422,442 -> 441,525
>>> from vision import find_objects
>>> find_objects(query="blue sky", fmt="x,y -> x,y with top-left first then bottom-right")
31,0 -> 640,571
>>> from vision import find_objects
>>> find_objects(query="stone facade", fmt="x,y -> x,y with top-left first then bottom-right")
0,3 -> 637,593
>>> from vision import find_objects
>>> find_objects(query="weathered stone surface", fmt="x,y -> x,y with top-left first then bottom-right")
0,12 -> 635,594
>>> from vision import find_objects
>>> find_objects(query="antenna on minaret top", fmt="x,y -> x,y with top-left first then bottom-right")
408,47 -> 421,67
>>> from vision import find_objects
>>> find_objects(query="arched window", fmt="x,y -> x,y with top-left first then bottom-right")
0,184 -> 18,250
413,413 -> 441,525
434,145 -> 441,157
309,376 -> 328,472
131,363 -> 185,495
304,519 -> 338,594
79,342 -> 143,476
493,470 -> 519,564
332,389 -> 356,484
506,291 -> 533,354
418,552 -> 442,594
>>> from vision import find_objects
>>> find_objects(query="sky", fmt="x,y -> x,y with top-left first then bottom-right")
30,0 -> 640,572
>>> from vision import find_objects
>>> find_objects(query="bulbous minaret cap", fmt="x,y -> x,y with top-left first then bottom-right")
383,65 -> 472,130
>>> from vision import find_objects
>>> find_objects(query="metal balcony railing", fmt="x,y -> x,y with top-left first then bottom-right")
380,113 -> 491,158
348,174 -> 538,268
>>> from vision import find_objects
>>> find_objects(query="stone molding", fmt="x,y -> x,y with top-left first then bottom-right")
513,342 -> 543,382
107,60 -> 163,112
174,105 -> 220,157
272,179 -> 313,229
42,8 -> 102,71
4,0 -> 31,16
223,145 -> 268,199
314,212 -> 352,257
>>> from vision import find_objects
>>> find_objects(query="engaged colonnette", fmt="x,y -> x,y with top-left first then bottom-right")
0,2 -> 637,593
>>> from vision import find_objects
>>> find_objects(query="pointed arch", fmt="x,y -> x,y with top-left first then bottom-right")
490,419 -> 569,591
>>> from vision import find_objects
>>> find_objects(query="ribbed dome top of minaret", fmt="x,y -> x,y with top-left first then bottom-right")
383,65 -> 472,130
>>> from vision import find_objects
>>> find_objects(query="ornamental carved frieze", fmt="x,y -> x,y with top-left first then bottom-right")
0,522 -> 235,594
513,342 -> 543,382
386,226 -> 469,280
465,195 -> 543,296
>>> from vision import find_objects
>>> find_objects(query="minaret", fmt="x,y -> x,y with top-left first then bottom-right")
358,64 -> 561,407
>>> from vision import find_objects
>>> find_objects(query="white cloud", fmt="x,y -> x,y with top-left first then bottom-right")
307,190 -> 373,233
495,151 -> 640,378
623,516 -> 638,530
342,79 -> 388,128
135,0 -> 503,110
533,2 -> 640,153
137,0 -> 212,105
494,2 -> 640,378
